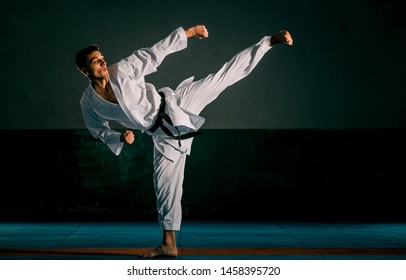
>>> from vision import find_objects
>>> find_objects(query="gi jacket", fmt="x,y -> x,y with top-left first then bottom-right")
80,27 -> 205,161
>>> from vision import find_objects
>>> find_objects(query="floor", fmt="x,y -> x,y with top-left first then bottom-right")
1,220 -> 406,260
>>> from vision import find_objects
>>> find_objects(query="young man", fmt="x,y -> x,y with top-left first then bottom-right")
75,24 -> 293,258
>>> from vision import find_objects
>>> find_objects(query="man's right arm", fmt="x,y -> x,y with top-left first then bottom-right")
80,101 -> 124,156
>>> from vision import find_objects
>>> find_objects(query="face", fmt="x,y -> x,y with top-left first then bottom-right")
81,51 -> 108,80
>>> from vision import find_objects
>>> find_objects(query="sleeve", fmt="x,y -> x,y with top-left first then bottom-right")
115,27 -> 188,79
80,101 -> 124,156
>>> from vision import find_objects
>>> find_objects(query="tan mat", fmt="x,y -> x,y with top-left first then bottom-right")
1,248 -> 406,256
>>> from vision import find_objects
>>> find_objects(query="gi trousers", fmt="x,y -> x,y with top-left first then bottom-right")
153,36 -> 272,230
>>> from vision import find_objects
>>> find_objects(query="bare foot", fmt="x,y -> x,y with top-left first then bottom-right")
140,244 -> 178,258
270,30 -> 293,46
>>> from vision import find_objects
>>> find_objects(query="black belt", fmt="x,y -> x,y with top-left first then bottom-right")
148,91 -> 202,147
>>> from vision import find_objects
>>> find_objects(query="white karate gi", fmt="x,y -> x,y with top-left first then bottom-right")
80,27 -> 273,230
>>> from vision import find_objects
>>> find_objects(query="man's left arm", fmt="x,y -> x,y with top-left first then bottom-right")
115,25 -> 208,79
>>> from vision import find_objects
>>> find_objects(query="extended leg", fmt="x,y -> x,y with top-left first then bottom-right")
177,30 -> 292,115
271,30 -> 293,46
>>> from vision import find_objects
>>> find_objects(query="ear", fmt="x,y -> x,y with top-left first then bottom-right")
80,68 -> 89,77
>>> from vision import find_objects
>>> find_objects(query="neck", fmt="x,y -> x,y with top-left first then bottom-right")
91,77 -> 108,90
91,77 -> 110,97
90,77 -> 117,103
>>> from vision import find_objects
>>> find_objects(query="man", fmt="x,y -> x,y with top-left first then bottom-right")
75,24 -> 293,258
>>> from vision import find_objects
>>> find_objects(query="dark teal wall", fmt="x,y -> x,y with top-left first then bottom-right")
1,0 -> 405,129
1,129 -> 405,222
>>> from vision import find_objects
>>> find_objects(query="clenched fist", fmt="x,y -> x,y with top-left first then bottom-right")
185,25 -> 209,39
121,130 -> 135,144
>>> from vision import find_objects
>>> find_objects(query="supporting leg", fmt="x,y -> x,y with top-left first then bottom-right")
140,147 -> 186,258
140,230 -> 177,258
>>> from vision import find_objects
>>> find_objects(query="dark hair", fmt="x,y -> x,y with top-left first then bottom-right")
75,44 -> 100,69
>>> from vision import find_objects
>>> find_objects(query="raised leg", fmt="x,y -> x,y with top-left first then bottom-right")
177,30 -> 293,115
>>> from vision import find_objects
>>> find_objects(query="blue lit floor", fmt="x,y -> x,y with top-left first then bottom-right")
1,220 -> 406,260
